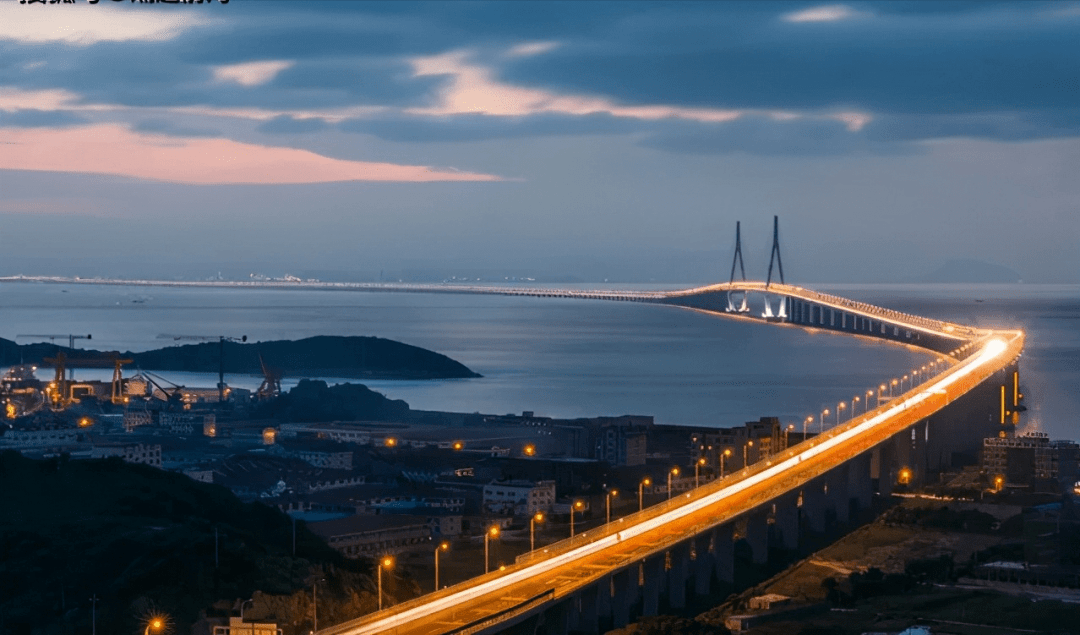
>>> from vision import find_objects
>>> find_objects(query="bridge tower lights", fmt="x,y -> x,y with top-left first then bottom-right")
765,215 -> 785,288
729,221 -> 747,284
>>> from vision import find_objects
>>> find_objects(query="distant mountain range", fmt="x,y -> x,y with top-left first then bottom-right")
0,335 -> 481,380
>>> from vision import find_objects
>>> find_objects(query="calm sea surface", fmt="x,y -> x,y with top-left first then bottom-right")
0,282 -> 1075,440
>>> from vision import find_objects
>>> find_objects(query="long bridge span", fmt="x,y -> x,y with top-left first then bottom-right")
2,275 -> 1024,634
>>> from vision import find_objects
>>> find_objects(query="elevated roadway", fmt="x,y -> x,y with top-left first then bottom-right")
0,275 -> 1023,634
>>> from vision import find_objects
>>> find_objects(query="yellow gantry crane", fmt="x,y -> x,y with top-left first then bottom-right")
39,351 -> 133,408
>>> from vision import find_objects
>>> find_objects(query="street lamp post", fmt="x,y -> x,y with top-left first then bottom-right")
694,458 -> 706,488
144,617 -> 165,635
667,467 -> 680,500
484,526 -> 499,574
743,440 -> 754,469
312,577 -> 326,631
377,556 -> 394,610
784,424 -> 794,449
720,449 -> 732,477
606,490 -> 617,524
570,500 -> 584,537
530,512 -> 544,551
879,383 -> 887,404
837,401 -> 845,425
819,409 -> 829,433
240,598 -> 253,622
804,415 -> 813,437
852,395 -> 860,416
638,477 -> 651,511
434,541 -> 449,592
891,378 -> 898,398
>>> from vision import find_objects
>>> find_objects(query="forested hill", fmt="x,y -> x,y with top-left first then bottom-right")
0,335 -> 481,379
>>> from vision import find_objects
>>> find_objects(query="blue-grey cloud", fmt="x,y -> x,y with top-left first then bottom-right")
495,2 -> 1080,120
257,115 -> 330,135
339,112 -> 641,143
0,109 -> 87,128
132,118 -> 221,137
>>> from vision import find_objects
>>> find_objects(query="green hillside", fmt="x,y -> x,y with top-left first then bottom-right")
0,452 -> 397,635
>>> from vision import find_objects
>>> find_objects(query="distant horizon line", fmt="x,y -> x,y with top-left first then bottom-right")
0,274 -> 1071,290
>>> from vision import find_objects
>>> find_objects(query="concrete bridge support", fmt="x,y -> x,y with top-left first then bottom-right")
746,509 -> 769,564
713,524 -> 735,584
693,532 -> 713,596
642,556 -> 663,617
668,541 -> 691,609
611,568 -> 635,628
774,495 -> 800,550
801,480 -> 827,533
850,452 -> 874,512
873,443 -> 896,496
830,465 -> 850,524
573,583 -> 600,634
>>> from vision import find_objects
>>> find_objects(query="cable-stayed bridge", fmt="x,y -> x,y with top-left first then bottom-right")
0,222 -> 1026,635
306,278 -> 1021,635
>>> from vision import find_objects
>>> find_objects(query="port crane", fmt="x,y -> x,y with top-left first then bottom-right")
156,334 -> 247,403
16,334 -> 92,379
39,351 -> 133,408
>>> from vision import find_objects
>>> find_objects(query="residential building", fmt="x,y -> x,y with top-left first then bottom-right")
482,479 -> 556,515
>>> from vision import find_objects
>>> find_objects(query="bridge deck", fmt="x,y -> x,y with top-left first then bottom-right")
0,276 -> 1021,635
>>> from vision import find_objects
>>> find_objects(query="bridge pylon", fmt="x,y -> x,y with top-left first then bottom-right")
765,215 -> 784,287
729,221 -> 746,284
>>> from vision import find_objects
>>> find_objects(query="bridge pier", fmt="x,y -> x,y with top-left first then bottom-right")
746,509 -> 769,564
668,541 -> 691,609
831,465 -> 850,524
573,584 -> 600,634
611,568 -> 635,628
693,532 -> 713,596
873,442 -> 896,496
850,452 -> 873,512
713,524 -> 735,584
540,600 -> 571,635
642,556 -> 663,616
595,573 -> 612,632
801,480 -> 827,533
774,495 -> 800,550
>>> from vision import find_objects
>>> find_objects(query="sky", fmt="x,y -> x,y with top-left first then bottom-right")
0,0 -> 1078,283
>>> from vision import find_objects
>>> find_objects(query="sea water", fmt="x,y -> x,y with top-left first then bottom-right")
0,282 -> 1075,440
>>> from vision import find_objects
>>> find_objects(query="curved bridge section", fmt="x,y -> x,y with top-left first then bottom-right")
0,275 -> 1020,635
318,282 -> 1023,635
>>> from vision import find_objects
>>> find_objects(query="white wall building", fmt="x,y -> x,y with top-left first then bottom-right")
482,479 -> 556,516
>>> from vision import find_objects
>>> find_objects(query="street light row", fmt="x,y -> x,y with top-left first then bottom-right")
808,359 -> 949,435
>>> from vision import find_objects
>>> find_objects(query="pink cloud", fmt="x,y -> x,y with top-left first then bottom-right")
0,124 -> 501,184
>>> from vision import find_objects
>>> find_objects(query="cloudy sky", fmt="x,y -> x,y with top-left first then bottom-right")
0,1 -> 1077,283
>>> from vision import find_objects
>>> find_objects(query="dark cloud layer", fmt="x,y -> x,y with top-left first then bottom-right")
0,109 -> 87,128
1,1 -> 1077,154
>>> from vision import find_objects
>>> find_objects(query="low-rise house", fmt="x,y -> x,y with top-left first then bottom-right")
483,479 -> 556,516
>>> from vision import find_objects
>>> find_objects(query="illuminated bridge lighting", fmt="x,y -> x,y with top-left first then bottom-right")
0,275 -> 1021,635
